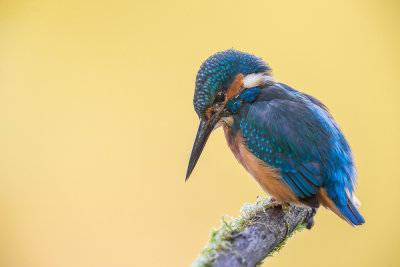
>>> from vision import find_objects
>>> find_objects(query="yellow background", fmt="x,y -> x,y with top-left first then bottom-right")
1,0 -> 399,266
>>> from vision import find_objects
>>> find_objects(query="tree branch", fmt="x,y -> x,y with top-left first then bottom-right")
192,198 -> 317,267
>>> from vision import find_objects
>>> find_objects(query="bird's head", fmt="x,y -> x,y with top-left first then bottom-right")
186,49 -> 272,181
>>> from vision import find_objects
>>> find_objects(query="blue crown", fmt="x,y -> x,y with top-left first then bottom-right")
193,49 -> 270,117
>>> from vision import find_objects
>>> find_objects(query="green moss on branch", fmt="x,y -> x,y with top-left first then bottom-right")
191,197 -> 315,267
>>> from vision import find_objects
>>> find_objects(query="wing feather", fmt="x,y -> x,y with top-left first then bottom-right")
238,94 -> 328,199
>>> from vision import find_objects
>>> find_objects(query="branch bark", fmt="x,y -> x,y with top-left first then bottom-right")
192,199 -> 317,267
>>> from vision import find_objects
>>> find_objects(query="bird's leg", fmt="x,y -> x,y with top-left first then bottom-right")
269,197 -> 281,207
267,197 -> 289,211
269,197 -> 277,204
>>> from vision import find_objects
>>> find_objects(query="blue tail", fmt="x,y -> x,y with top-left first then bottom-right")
338,199 -> 365,226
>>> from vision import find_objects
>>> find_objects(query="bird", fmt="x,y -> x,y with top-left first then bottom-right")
185,49 -> 365,226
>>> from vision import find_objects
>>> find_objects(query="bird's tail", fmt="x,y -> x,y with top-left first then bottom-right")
337,197 -> 365,226
318,188 -> 365,226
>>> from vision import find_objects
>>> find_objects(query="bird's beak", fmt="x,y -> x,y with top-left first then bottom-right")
186,113 -> 221,181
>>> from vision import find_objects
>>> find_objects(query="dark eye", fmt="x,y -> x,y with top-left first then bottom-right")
214,91 -> 225,103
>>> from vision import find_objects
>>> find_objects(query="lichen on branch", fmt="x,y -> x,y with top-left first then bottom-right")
191,197 -> 316,267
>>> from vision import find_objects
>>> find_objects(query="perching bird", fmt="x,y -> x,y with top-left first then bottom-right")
186,49 -> 365,226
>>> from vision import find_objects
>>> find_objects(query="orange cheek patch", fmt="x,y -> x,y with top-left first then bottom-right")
205,74 -> 244,119
205,106 -> 214,119
226,74 -> 244,101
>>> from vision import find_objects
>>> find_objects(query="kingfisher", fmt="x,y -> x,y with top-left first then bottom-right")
186,49 -> 365,226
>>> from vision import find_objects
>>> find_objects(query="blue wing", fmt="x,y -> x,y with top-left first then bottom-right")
238,100 -> 325,198
228,83 -> 363,224
230,83 -> 342,201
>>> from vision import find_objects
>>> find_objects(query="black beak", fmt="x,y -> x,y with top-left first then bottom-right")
185,114 -> 221,181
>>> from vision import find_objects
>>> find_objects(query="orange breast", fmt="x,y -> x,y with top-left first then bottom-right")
223,126 -> 301,204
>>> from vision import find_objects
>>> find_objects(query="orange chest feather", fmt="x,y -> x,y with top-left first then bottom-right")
223,126 -> 300,204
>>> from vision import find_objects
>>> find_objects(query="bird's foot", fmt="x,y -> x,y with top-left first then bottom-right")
269,197 -> 281,207
268,198 -> 291,213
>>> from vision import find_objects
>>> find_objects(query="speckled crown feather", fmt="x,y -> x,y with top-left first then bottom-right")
193,49 -> 271,118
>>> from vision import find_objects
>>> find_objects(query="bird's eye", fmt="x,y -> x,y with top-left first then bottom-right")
214,91 -> 225,103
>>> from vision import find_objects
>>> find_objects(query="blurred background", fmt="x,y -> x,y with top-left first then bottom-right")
1,0 -> 399,266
